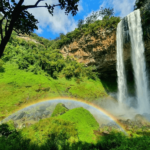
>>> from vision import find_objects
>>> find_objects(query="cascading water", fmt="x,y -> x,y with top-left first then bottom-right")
127,9 -> 150,114
117,9 -> 150,114
116,20 -> 128,105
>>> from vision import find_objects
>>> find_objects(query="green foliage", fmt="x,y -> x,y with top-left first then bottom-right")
134,0 -> 150,41
134,0 -> 147,9
56,16 -> 120,48
51,103 -> 69,117
1,121 -> 150,150
21,117 -> 78,146
2,34 -> 98,80
62,57 -> 97,80
141,9 -> 150,41
77,19 -> 84,28
99,7 -> 114,18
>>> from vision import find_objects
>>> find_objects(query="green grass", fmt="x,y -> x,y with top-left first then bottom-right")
20,107 -> 99,145
20,117 -> 78,146
51,103 -> 69,117
0,62 -> 108,120
58,107 -> 99,143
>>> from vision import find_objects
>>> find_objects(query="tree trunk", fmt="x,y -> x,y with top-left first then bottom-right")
0,0 -> 24,58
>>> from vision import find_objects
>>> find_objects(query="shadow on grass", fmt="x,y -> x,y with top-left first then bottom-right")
0,67 -> 5,73
100,76 -> 135,96
1,123 -> 150,150
100,77 -> 118,94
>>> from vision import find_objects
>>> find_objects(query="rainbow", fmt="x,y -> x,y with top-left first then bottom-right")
7,97 -> 128,134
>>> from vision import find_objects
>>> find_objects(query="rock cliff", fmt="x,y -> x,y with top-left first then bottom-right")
60,28 -> 118,78
60,1 -> 150,78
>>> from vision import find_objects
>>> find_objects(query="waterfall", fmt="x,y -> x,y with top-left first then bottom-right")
116,9 -> 150,113
116,20 -> 128,105
127,9 -> 150,114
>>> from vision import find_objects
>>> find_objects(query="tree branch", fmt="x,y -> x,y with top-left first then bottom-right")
22,5 -> 47,10
21,4 -> 61,10
35,0 -> 44,6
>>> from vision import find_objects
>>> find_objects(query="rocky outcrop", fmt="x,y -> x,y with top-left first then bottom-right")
60,28 -> 118,78
60,1 -> 150,78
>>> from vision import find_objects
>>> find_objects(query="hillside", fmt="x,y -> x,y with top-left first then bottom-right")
1,0 -> 150,149
0,30 -> 109,120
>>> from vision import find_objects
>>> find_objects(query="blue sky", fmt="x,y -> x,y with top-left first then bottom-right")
23,0 -> 136,40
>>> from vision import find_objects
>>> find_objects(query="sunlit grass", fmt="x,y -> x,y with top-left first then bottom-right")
0,62 -> 108,120
58,107 -> 99,143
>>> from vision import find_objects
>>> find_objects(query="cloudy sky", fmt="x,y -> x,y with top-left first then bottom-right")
22,0 -> 136,40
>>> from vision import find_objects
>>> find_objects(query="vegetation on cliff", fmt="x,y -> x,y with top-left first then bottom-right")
2,32 -> 97,79
135,0 -> 150,40
55,16 -> 120,48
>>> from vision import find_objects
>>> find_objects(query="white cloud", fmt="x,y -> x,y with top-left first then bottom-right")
35,27 -> 43,34
78,0 -> 83,12
23,0 -> 83,34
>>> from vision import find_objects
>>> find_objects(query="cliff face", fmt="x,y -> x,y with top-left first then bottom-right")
60,27 -> 133,78
60,1 -> 150,78
60,28 -> 118,78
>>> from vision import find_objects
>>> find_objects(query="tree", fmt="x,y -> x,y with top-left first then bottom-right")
59,33 -> 65,39
99,7 -> 114,19
84,7 -> 114,25
77,19 -> 84,28
134,0 -> 147,9
85,11 -> 99,24
0,0 -> 79,58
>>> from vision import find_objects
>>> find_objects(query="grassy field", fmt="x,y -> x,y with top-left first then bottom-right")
0,62 -> 108,120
